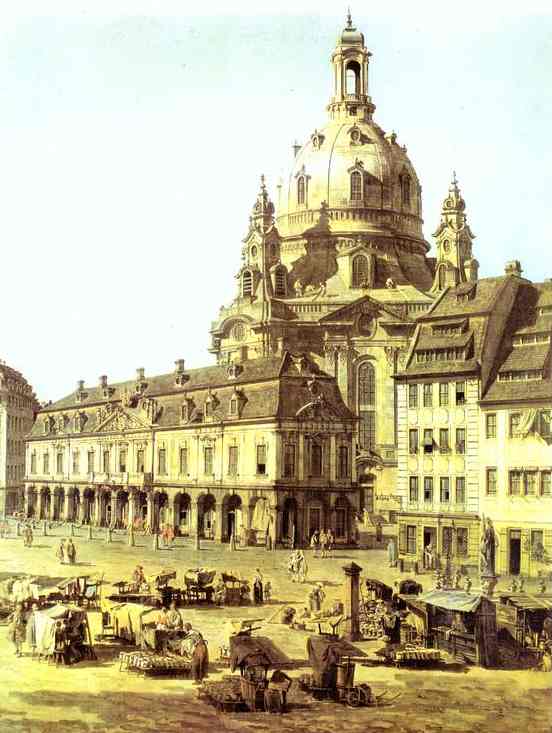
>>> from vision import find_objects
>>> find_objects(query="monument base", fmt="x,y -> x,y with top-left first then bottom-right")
480,574 -> 498,597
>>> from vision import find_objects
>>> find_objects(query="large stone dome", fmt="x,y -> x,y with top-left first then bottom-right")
276,118 -> 424,245
275,13 -> 428,258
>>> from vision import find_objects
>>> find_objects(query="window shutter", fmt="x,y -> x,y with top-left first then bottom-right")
399,523 -> 407,554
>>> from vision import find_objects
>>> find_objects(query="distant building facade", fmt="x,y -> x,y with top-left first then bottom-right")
24,354 -> 357,546
0,362 -> 38,517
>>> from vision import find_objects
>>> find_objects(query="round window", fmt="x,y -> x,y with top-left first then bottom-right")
443,239 -> 450,253
250,245 -> 258,259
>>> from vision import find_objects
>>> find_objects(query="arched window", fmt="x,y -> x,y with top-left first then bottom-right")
242,270 -> 252,297
231,322 -> 245,341
297,176 -> 306,205
345,61 -> 361,95
350,171 -> 363,202
358,362 -> 376,450
401,174 -> 411,206
274,267 -> 287,297
352,254 -> 369,288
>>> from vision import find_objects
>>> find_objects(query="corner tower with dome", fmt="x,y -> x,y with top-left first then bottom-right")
209,15 -> 480,522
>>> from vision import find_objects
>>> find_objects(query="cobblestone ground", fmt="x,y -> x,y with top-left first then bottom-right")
0,525 -> 550,733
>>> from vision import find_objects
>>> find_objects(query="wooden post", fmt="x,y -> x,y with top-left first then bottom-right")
342,561 -> 362,641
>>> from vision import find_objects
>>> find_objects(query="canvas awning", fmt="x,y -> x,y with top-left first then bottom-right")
417,590 -> 483,614
497,593 -> 552,612
230,635 -> 290,672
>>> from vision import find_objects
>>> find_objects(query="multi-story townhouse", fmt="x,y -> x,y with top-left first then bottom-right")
394,265 -> 525,572
479,280 -> 552,578
24,353 -> 357,547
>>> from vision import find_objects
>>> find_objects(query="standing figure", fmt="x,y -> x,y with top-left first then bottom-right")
424,542 -> 435,570
26,602 -> 40,657
319,530 -> 328,559
387,538 -> 397,568
182,624 -> 209,685
8,603 -> 26,657
228,530 -> 237,552
296,550 -> 308,583
56,539 -> 66,565
66,539 -> 77,565
264,581 -> 272,603
326,529 -> 334,557
253,569 -> 264,605
310,530 -> 319,557
454,569 -> 462,590
464,576 -> 472,594
308,582 -> 326,613
480,517 -> 498,577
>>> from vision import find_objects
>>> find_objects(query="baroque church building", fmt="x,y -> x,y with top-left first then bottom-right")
209,14 -> 478,520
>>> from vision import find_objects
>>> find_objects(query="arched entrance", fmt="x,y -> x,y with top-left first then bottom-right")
116,490 -> 129,528
282,497 -> 298,547
100,491 -> 111,527
53,487 -> 65,521
82,489 -> 95,524
27,488 -> 37,518
154,492 -> 169,532
40,488 -> 51,520
174,493 -> 191,535
222,494 -> 242,543
132,491 -> 148,529
334,496 -> 351,542
248,496 -> 270,545
197,494 -> 216,539
306,499 -> 323,542
69,488 -> 80,522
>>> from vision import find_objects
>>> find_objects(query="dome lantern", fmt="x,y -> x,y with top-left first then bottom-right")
328,11 -> 375,123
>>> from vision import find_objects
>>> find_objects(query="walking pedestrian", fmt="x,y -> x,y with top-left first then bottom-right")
56,539 -> 66,565
308,582 -> 326,613
8,603 -> 26,657
66,539 -> 77,565
296,550 -> 307,583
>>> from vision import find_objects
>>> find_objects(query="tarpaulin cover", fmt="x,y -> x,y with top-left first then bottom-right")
497,593 -> 552,611
418,590 -> 482,614
34,604 -> 87,656
306,636 -> 366,673
229,635 -> 290,672
185,569 -> 216,587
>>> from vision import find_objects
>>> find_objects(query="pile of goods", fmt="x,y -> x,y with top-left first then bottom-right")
119,651 -> 191,677
200,676 -> 245,712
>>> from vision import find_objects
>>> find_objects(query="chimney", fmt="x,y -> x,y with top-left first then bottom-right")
136,367 -> 145,381
292,141 -> 301,158
505,260 -> 523,277
76,380 -> 84,392
175,359 -> 185,374
99,375 -> 108,388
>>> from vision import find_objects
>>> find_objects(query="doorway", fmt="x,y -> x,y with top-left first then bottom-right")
423,527 -> 437,569
509,529 -> 521,575
308,507 -> 321,539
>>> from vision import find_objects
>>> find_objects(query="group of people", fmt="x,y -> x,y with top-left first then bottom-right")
309,529 -> 333,558
56,538 -> 77,565
22,525 -> 34,547
287,549 -> 308,583
152,601 -> 209,683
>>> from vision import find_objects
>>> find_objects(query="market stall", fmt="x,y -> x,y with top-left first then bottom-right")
495,592 -> 552,666
408,590 -> 498,668
33,604 -> 95,664
184,568 -> 216,604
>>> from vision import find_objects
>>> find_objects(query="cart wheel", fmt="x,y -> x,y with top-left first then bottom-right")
346,687 -> 362,708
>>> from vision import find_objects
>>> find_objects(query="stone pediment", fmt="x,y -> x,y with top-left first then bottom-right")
296,393 -> 339,421
320,296 -> 393,324
94,404 -> 150,433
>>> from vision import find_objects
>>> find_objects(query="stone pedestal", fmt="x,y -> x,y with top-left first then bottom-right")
128,526 -> 135,547
194,524 -> 201,551
480,574 -> 498,598
342,561 -> 362,641
43,520 -> 48,536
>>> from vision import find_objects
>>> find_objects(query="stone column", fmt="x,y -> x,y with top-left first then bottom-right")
48,493 -> 55,521
110,490 -> 118,527
214,502 -> 223,543
24,487 -> 30,518
63,491 -> 71,522
94,492 -> 102,526
146,492 -> 154,532
127,491 -> 136,529
77,490 -> 84,523
342,561 -> 362,641
190,499 -> 199,533
270,504 -> 280,549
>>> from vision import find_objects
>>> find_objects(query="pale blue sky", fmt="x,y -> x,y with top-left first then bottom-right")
0,2 -> 550,401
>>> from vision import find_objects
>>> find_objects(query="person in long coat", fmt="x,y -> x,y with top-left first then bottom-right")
66,539 -> 77,565
8,603 -> 26,657
56,540 -> 66,565
253,569 -> 264,605
26,603 -> 40,656
182,624 -> 209,684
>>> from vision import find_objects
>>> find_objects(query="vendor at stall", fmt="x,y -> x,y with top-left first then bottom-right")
308,583 -> 326,613
181,623 -> 209,684
131,565 -> 146,591
166,601 -> 183,630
